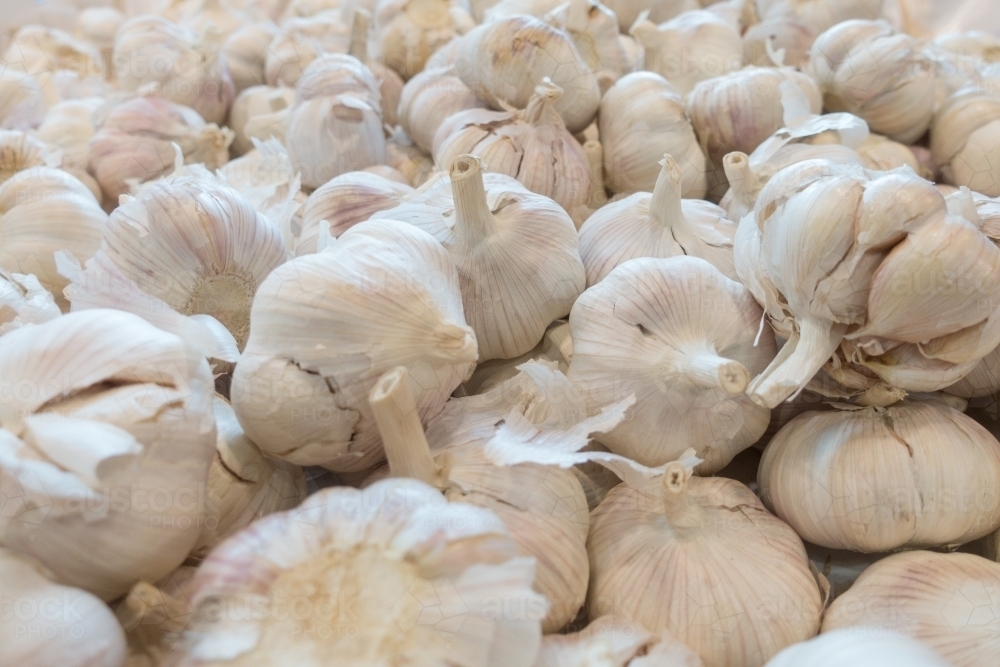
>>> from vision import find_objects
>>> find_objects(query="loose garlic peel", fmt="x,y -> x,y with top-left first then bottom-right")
822,551 -> 1000,667
231,218 -> 477,472
0,270 -> 60,335
759,403 -> 1000,552
588,450 -> 824,667
372,155 -> 585,361
535,615 -> 703,667
578,154 -> 739,287
765,627 -> 952,667
568,256 -> 775,472
176,478 -> 544,666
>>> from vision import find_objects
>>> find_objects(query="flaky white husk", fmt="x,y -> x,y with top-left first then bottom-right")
454,15 -> 600,134
579,155 -> 738,287
264,12 -> 351,86
759,403 -> 1000,552
568,256 -> 775,471
0,167 -> 105,310
0,548 -> 128,667
285,54 -> 387,190
544,0 -> 631,90
222,22 -> 279,94
170,478 -> 544,666
433,82 -> 593,225
756,0 -> 884,35
806,20 -> 936,144
599,72 -> 706,198
0,270 -> 60,335
230,218 -> 477,471
631,10 -> 744,97
113,16 -> 235,125
373,0 -> 474,80
931,87 -> 1000,197
399,66 -> 488,153
87,95 -> 233,203
227,85 -> 296,157
822,551 -> 1000,667
295,170 -> 413,256
534,615 -> 703,667
765,627 -> 951,667
602,0 -> 697,33
2,25 -> 106,86
588,454 -> 824,667
372,156 -> 585,361
0,309 -> 217,600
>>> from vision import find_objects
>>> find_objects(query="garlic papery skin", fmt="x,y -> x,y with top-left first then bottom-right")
822,551 -> 1000,666
535,615 -> 703,667
2,25 -> 106,85
602,0 -> 697,34
0,167 -> 105,310
227,85 -> 296,156
756,0 -> 884,35
285,54 -> 387,190
743,17 -> 817,69
75,7 -> 126,73
373,155 -> 586,361
931,86 -> 1000,197
399,66 -> 489,153
222,21 -> 279,94
175,477 -> 544,666
631,10 -> 745,97
230,218 -> 476,471
759,403 -> 1000,552
764,627 -> 951,667
87,95 -> 233,203
0,548 -> 128,667
112,16 -> 235,125
599,72 -> 707,198
579,155 -> 739,287
263,12 -> 351,87
545,0 -> 630,90
0,309 -> 217,600
373,0 -> 474,80
568,256 -> 776,471
0,270 -> 60,335
856,132 -> 923,173
455,15 -> 600,134
295,170 -> 413,256
588,452 -> 824,666
0,69 -> 47,131
433,82 -> 594,225
806,20 -> 936,144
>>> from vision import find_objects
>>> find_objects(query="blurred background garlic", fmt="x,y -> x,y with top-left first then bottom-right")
931,86 -> 1000,197
0,309 -> 216,600
2,25 -> 106,92
599,72 -> 707,198
0,69 -> 47,131
765,627 -> 952,667
455,15 -> 600,133
823,551 -> 1000,666
0,129 -> 61,185
602,0 -> 697,33
755,0 -> 885,35
535,615 -> 704,667
568,256 -> 775,471
263,12 -> 351,86
221,21 -> 279,93
759,402 -> 1000,552
588,452 -> 824,666
347,8 -> 405,127
0,548 -> 127,667
0,270 -> 60,335
74,6 -> 126,73
373,0 -> 474,80
32,97 -> 106,193
398,66 -> 487,153
545,0 -> 631,91
743,17 -> 817,69
227,84 -> 296,156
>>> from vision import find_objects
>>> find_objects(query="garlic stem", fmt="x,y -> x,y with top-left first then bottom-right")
522,79 -> 566,126
449,155 -> 496,243
369,366 -> 442,487
660,460 -> 705,529
649,154 -> 685,231
584,140 -> 607,208
677,350 -> 750,394
723,152 -> 761,214
747,317 -> 845,409
349,8 -> 371,62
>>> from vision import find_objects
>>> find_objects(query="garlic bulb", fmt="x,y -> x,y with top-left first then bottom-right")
425,34 -> 461,68
0,167 -> 105,310
295,170 -> 413,255
545,0 -> 630,90
602,0 -> 698,33
856,132 -> 922,173
75,7 -> 126,72
568,256 -> 775,471
33,97 -> 104,182
579,155 -> 739,286
931,87 -> 1000,197
372,155 -> 585,361
399,66 -> 488,153
434,81 -> 594,224
481,0 -> 564,23
0,129 -> 59,184
0,270 -> 60,335
227,85 -> 296,156
631,10 -> 744,97
373,0 -> 474,79
286,54 -> 387,190
588,451 -> 824,666
113,15 -> 235,124
88,95 -> 233,202
807,20 -> 936,144
2,25 -> 105,84
0,309 -> 217,600
387,129 -> 436,186
599,72 -> 706,198
756,0 -> 885,35
174,477 -> 543,665
222,21 -> 279,93
176,0 -> 255,39
535,615 -> 703,667
744,18 -> 817,68
230,218 -> 477,471
759,403 -> 1000,552
264,12 -> 351,86
455,15 -> 600,134
0,548 -> 127,667
458,318 -> 573,396
0,69 -> 47,130
823,551 -> 1000,666
765,627 -> 951,667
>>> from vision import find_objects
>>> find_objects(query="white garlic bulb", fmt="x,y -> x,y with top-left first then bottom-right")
2,25 -> 105,85
113,15 -> 235,124
568,256 -> 776,471
807,19 -> 936,144
765,627 -> 951,667
599,72 -> 707,198
0,548 -> 127,667
373,155 -> 585,361
264,12 -> 351,86
0,167 -> 105,310
174,478 -> 544,666
74,6 -> 126,72
0,69 -> 47,130
756,0 -> 885,35
0,270 -> 60,335
934,30 -> 1000,62
744,17 -> 817,69
398,66 -> 488,153
0,129 -> 60,185
455,15 -> 600,134
434,81 -> 594,225
856,132 -> 923,173
373,0 -> 474,79
823,551 -> 1000,666
632,10 -> 745,97
535,615 -> 704,667
545,0 -> 630,90
230,218 -> 477,471
931,86 -> 1000,197
481,0 -> 564,23
588,451 -> 824,666
227,84 -> 296,156
759,403 -> 1000,552
602,0 -> 698,33
33,97 -> 104,182
222,21 -> 279,93
295,170 -> 413,255
0,309 -> 217,600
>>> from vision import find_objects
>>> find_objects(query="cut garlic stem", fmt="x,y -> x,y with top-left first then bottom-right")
661,460 -> 707,529
722,151 -> 761,215
679,350 -> 750,394
349,8 -> 370,59
449,155 -> 496,242
369,366 -> 443,487
649,154 -> 685,225
584,139 -> 607,208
